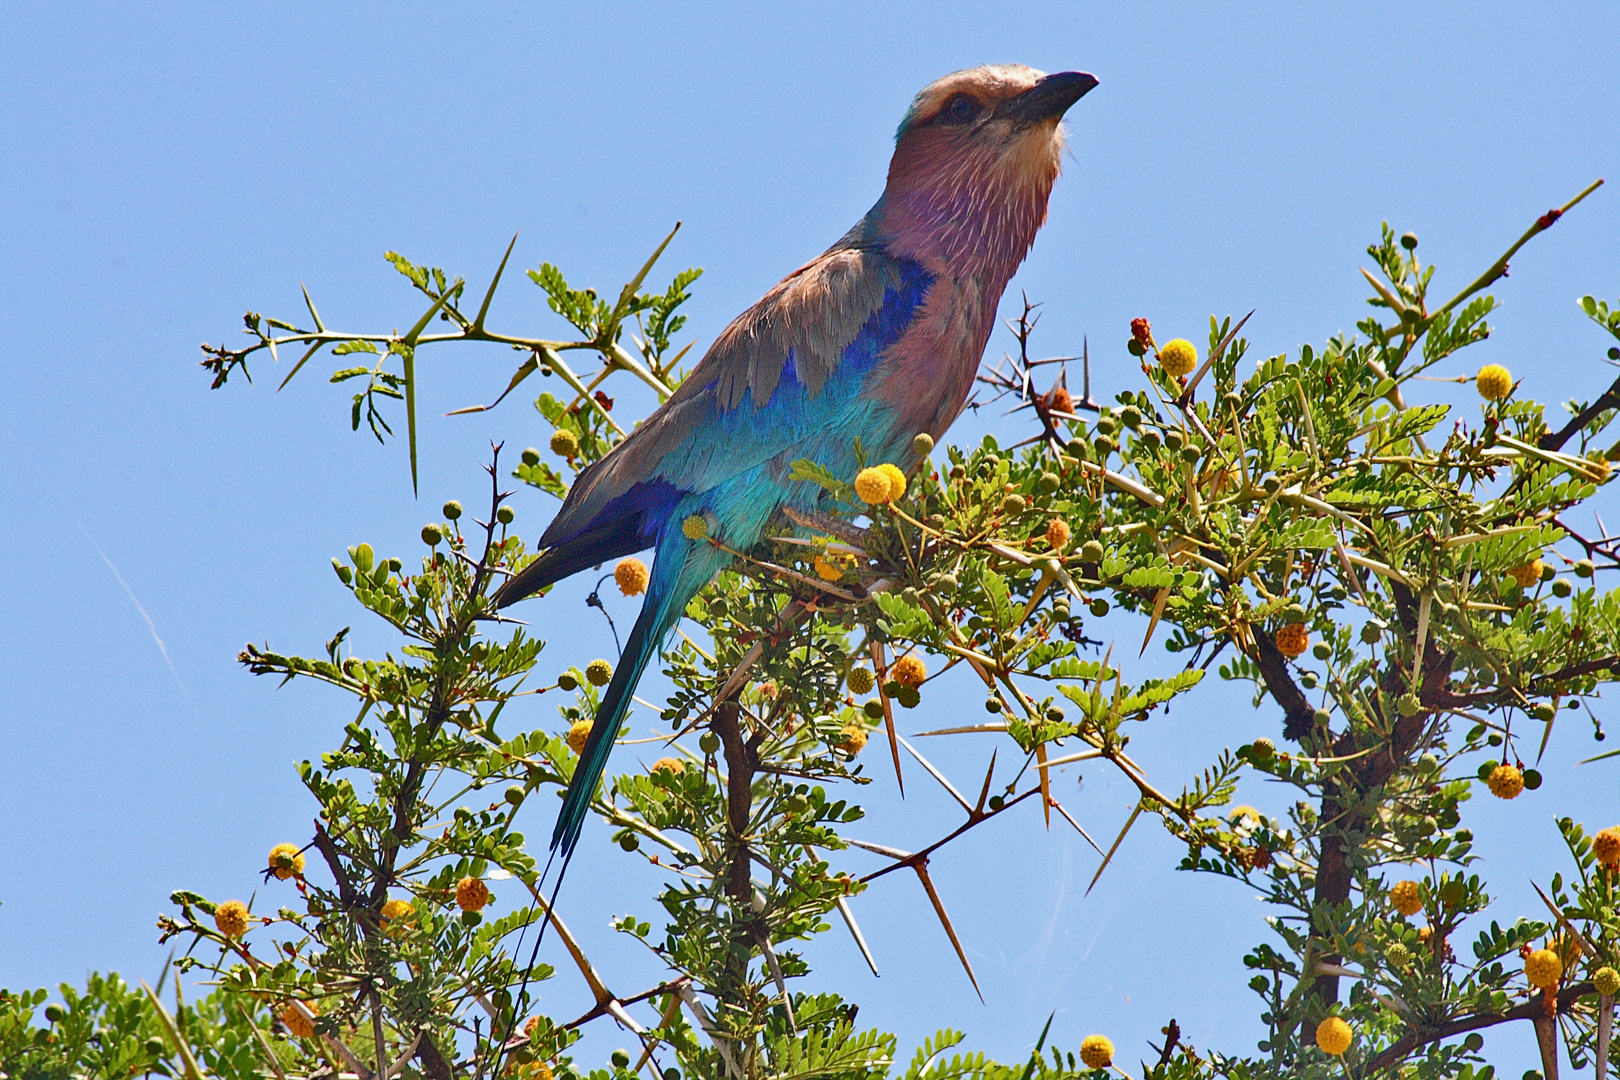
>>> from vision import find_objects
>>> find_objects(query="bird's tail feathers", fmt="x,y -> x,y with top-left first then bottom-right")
494,515 -> 648,609
550,592 -> 667,858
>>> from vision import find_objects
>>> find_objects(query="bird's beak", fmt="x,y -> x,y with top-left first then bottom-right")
1000,71 -> 1098,125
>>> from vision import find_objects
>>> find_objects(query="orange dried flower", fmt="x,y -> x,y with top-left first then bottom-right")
1275,623 -> 1309,658
1046,385 -> 1074,414
1593,826 -> 1620,869
651,757 -> 686,774
456,876 -> 490,912
614,558 -> 649,596
282,1000 -> 317,1039
1130,318 -> 1153,350
1045,518 -> 1072,551
890,655 -> 927,689
837,724 -> 869,755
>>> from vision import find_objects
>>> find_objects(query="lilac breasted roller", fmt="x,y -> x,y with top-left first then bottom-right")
495,64 -> 1097,879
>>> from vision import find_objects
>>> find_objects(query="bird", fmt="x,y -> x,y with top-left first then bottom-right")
496,63 -> 1097,880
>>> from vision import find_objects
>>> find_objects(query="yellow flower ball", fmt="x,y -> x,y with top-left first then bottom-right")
523,1015 -> 543,1039
614,558 -> 649,596
268,843 -> 305,881
1158,338 -> 1198,378
1315,1016 -> 1352,1056
456,876 -> 490,912
1593,826 -> 1620,870
1045,518 -> 1072,552
877,463 -> 908,501
282,1000 -> 317,1039
1595,966 -> 1620,996
214,899 -> 250,938
813,555 -> 844,582
1487,763 -> 1524,800
566,719 -> 593,756
1389,879 -> 1424,917
837,724 -> 869,755
847,667 -> 876,695
1525,948 -> 1562,989
651,757 -> 686,774
855,467 -> 895,505
1476,364 -> 1513,401
1079,1034 -> 1114,1069
380,898 -> 415,934
585,659 -> 613,687
681,514 -> 709,540
1275,622 -> 1309,659
1507,559 -> 1545,589
549,429 -> 580,458
890,655 -> 927,689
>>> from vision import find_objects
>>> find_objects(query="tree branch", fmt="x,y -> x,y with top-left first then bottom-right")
1366,982 -> 1594,1074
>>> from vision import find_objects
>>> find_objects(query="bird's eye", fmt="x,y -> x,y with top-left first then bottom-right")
938,94 -> 981,125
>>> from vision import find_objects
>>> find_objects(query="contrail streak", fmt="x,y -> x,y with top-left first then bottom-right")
75,521 -> 198,715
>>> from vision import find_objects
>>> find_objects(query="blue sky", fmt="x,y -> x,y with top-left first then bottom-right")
3,3 -> 1618,1075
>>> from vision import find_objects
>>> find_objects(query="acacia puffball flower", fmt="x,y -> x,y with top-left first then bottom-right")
651,757 -> 685,774
615,558 -> 649,596
1525,948 -> 1562,989
1079,1035 -> 1114,1069
877,463 -> 907,501
1390,879 -> 1424,917
1476,364 -> 1513,401
268,843 -> 305,881
1508,559 -> 1545,589
681,515 -> 709,540
1315,1016 -> 1352,1056
1159,339 -> 1198,378
855,466 -> 898,505
1487,763 -> 1524,800
215,900 -> 250,938
585,659 -> 613,687
380,898 -> 415,934
567,719 -> 593,755
550,429 -> 580,458
847,667 -> 876,695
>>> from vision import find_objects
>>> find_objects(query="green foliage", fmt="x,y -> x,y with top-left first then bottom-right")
23,179 -> 1620,1078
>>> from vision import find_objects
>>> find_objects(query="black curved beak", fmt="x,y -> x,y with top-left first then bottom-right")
1001,70 -> 1099,124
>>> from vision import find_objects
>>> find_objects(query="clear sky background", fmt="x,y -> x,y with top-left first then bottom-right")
3,4 -> 1618,1076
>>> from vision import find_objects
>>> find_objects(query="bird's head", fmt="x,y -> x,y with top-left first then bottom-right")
874,65 -> 1097,278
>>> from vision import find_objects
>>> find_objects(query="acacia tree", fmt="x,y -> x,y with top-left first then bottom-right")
8,181 -> 1620,1080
